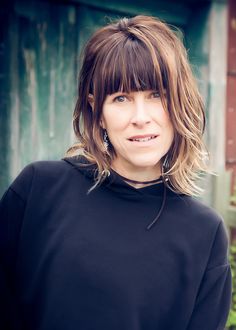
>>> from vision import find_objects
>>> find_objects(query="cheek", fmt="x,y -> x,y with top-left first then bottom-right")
168,122 -> 175,139
161,115 -> 174,145
102,112 -> 128,132
167,124 -> 174,145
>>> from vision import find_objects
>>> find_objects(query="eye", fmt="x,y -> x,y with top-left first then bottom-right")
151,91 -> 160,98
113,95 -> 127,103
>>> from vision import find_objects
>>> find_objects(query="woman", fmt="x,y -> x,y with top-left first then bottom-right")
0,15 -> 232,330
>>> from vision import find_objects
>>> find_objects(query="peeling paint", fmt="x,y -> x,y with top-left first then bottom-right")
68,7 -> 76,25
49,68 -> 56,138
58,22 -> 65,89
9,16 -> 20,182
23,48 -> 39,156
37,22 -> 48,77
37,22 -> 47,53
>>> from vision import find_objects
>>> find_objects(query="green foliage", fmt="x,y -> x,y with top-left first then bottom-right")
226,242 -> 236,329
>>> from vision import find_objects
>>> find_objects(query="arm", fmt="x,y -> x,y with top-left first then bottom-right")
0,188 -> 26,329
0,165 -> 34,329
187,221 -> 232,330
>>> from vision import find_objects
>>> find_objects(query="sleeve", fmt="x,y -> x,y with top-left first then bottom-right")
186,220 -> 232,330
0,164 -> 34,330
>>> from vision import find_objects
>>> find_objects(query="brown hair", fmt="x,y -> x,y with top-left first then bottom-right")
66,15 -> 209,195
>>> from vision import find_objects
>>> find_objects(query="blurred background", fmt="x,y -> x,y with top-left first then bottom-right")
0,0 -> 236,326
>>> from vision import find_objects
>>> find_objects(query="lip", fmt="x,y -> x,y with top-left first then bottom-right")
128,134 -> 159,141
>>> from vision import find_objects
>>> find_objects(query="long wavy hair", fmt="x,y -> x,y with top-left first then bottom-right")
66,15 -> 209,195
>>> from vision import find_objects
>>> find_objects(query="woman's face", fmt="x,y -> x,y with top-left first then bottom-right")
101,90 -> 174,176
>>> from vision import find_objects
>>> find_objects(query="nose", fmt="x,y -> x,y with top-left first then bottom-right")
130,99 -> 151,127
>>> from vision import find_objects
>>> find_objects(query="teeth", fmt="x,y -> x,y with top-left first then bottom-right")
132,136 -> 156,142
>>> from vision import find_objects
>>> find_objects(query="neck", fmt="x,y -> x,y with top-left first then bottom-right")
111,160 -> 162,188
113,171 -> 163,189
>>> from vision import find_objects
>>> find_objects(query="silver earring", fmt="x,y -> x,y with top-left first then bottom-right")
162,155 -> 169,182
103,130 -> 109,151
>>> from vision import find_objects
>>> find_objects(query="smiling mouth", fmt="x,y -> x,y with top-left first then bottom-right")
128,135 -> 158,142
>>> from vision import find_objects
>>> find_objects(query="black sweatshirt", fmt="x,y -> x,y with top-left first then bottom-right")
0,156 -> 232,330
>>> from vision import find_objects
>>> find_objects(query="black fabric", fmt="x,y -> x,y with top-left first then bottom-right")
0,157 -> 232,330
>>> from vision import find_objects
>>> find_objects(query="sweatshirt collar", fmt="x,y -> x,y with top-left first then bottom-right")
63,155 -> 166,198
62,155 -> 177,230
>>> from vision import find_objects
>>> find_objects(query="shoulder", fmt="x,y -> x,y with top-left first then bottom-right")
186,197 -> 230,269
9,160 -> 81,201
12,159 -> 73,183
171,193 -> 223,225
168,194 -> 230,268
185,195 -> 222,223
189,196 -> 230,249
169,193 -> 229,242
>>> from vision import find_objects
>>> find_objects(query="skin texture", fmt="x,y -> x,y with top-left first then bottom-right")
100,90 -> 174,184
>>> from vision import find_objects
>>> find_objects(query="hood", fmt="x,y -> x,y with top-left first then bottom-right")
62,155 -> 173,230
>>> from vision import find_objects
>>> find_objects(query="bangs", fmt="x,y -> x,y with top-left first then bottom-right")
92,37 -> 167,97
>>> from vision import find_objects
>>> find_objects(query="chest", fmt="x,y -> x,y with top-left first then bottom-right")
17,192 -> 201,305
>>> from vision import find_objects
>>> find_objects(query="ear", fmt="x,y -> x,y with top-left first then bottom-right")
88,94 -> 94,111
100,117 -> 105,129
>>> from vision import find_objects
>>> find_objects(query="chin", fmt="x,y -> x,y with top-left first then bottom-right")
128,155 -> 163,169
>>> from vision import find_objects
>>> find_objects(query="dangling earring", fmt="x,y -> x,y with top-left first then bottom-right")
103,129 -> 109,151
161,154 -> 169,183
